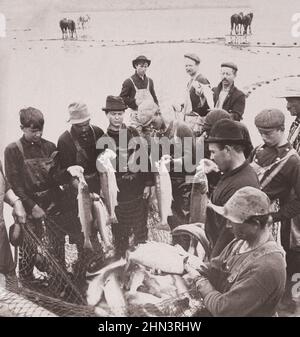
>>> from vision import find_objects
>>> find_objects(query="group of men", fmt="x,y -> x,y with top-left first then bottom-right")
0,52 -> 299,317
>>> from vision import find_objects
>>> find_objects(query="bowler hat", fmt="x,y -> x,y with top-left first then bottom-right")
132,55 -> 151,68
209,186 -> 270,223
67,102 -> 90,124
203,109 -> 230,133
184,53 -> 200,64
102,96 -> 127,112
254,108 -> 285,129
205,119 -> 246,144
221,62 -> 238,72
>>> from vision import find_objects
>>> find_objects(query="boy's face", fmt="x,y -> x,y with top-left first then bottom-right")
107,111 -> 124,129
21,126 -> 43,143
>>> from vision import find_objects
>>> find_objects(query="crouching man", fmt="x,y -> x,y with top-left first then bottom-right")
185,187 -> 286,317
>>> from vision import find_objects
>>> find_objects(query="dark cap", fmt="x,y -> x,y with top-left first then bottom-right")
206,119 -> 246,144
132,55 -> 151,68
102,96 -> 127,112
203,109 -> 231,133
254,108 -> 285,129
184,53 -> 200,65
221,62 -> 238,72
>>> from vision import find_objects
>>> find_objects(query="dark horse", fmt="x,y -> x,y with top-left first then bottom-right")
59,18 -> 77,40
242,12 -> 253,35
230,12 -> 244,35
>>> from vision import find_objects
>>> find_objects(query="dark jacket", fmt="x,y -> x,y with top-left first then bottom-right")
188,74 -> 210,117
213,82 -> 246,121
120,72 -> 158,110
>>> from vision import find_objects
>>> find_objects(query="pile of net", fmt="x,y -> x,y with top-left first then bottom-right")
0,209 -> 205,317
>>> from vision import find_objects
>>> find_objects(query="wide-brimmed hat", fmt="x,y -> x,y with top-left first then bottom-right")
277,86 -> 300,98
208,186 -> 271,223
102,95 -> 127,112
132,55 -> 151,68
67,102 -> 90,124
205,119 -> 246,144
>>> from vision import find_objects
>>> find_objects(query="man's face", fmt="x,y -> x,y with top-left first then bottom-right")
226,219 -> 257,241
257,128 -> 283,147
185,58 -> 199,77
21,126 -> 43,143
107,111 -> 124,129
220,66 -> 236,87
72,120 -> 90,135
135,62 -> 149,77
286,97 -> 300,117
208,143 -> 231,172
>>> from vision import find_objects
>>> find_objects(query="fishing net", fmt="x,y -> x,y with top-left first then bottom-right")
1,207 -> 207,317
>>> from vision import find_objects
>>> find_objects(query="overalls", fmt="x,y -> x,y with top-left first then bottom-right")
15,140 -> 61,279
250,146 -> 297,244
182,79 -> 205,136
128,77 -> 155,130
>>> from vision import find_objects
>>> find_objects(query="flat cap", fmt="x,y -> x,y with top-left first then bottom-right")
221,62 -> 238,72
254,108 -> 285,129
184,53 -> 200,64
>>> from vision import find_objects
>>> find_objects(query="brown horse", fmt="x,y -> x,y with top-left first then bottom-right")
230,12 -> 244,35
59,18 -> 77,40
242,12 -> 253,35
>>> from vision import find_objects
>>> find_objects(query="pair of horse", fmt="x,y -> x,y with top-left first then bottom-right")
59,18 -> 77,40
230,12 -> 253,35
77,14 -> 90,30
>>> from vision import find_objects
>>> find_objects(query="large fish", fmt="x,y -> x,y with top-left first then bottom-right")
189,162 -> 208,224
92,197 -> 113,253
155,157 -> 173,228
142,272 -> 177,298
127,241 -> 188,274
103,270 -> 127,317
126,291 -> 162,306
0,288 -> 57,317
77,176 -> 93,250
97,149 -> 119,224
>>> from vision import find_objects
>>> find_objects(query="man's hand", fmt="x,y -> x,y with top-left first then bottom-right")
198,159 -> 219,174
67,165 -> 84,178
12,200 -> 26,224
31,204 -> 46,220
161,154 -> 172,165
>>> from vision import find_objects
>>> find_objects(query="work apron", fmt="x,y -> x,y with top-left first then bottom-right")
0,168 -> 15,276
128,78 -> 155,128
182,79 -> 205,136
250,146 -> 298,244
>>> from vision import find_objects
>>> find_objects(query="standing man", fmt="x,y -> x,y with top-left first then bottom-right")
5,107 -> 62,282
250,109 -> 300,302
279,85 -> 300,153
213,62 -> 245,121
99,96 -> 153,257
182,53 -> 212,136
203,119 -> 259,258
56,102 -> 105,274
120,55 -> 159,128
0,160 -> 26,288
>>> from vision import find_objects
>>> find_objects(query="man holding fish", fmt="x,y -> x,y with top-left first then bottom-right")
185,187 -> 286,317
97,95 -> 154,257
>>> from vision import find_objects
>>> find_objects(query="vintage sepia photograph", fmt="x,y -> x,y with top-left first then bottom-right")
0,0 -> 299,320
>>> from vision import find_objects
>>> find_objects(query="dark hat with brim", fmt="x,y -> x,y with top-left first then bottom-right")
102,95 -> 127,112
132,55 -> 151,68
221,62 -> 238,72
206,119 -> 246,144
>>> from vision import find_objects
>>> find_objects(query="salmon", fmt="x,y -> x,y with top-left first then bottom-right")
189,162 -> 208,223
127,241 -> 188,274
155,158 -> 173,228
97,149 -> 119,224
77,177 -> 93,250
127,267 -> 146,295
86,272 -> 105,306
92,198 -> 113,253
103,271 -> 127,316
